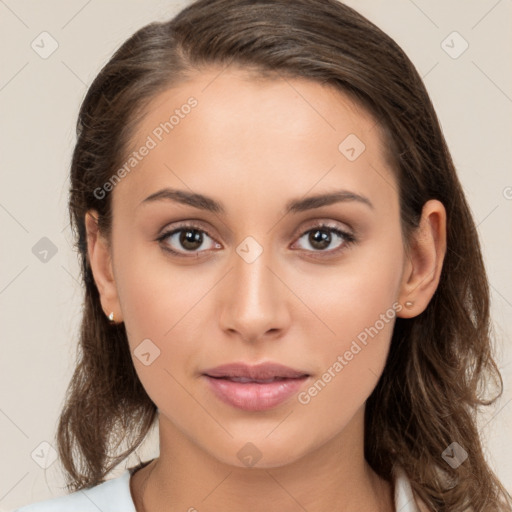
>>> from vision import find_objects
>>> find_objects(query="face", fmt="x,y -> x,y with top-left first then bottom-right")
93,68 -> 411,468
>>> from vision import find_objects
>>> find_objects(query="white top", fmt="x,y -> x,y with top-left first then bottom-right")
12,463 -> 428,511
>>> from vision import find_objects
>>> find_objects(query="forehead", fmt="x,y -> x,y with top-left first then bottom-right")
113,67 -> 397,215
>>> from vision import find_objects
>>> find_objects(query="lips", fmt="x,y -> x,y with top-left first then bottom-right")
201,362 -> 311,411
202,361 -> 309,381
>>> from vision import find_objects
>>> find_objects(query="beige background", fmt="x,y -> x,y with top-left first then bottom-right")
1,0 -> 511,510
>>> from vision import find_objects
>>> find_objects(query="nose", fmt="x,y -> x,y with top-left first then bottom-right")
218,241 -> 291,343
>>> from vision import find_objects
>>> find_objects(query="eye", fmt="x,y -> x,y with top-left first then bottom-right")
292,223 -> 356,257
157,223 -> 221,257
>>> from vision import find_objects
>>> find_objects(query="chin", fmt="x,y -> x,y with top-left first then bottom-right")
207,436 -> 311,470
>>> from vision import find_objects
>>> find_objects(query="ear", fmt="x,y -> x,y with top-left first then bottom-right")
85,210 -> 123,323
397,199 -> 447,319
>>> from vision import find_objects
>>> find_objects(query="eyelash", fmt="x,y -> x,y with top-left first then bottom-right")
156,221 -> 356,259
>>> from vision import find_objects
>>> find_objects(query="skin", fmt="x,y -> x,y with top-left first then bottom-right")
85,67 -> 446,512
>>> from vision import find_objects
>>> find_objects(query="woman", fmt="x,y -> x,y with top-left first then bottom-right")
14,0 -> 512,510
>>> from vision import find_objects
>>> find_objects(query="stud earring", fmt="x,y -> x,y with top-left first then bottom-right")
108,311 -> 115,322
405,301 -> 414,308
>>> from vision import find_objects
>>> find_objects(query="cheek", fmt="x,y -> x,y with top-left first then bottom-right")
113,232 -> 205,337
290,305 -> 399,448
112,238 -> 210,388
304,224 -> 404,342
114,256 -> 207,417
294,228 -> 403,413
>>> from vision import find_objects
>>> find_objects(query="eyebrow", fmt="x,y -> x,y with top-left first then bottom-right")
138,187 -> 374,215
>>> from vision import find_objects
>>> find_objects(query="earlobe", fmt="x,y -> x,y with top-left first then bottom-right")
84,211 -> 123,323
397,199 -> 447,318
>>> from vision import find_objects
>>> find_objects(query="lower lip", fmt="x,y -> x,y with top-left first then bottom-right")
203,375 -> 309,411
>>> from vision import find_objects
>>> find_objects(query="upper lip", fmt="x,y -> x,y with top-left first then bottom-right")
203,362 -> 309,380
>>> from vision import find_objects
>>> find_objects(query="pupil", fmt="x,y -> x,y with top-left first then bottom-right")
310,229 -> 330,250
180,229 -> 202,250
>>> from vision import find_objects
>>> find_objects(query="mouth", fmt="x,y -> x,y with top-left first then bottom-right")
202,361 -> 310,381
201,362 -> 310,411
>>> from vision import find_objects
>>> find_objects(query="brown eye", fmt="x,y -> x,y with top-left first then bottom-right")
293,224 -> 356,256
177,228 -> 205,251
157,223 -> 221,256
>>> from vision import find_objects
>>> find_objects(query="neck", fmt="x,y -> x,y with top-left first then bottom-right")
132,406 -> 394,512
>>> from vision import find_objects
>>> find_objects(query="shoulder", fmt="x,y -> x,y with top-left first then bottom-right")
392,464 -> 431,512
12,470 -> 136,512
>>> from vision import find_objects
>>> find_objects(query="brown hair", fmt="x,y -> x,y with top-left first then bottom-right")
59,0 -> 511,510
